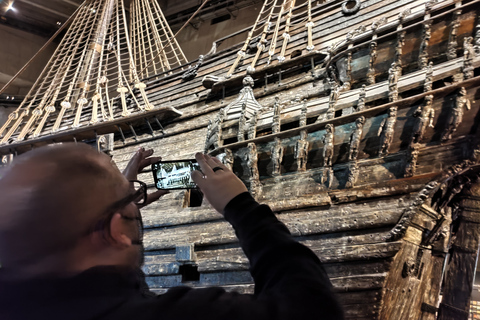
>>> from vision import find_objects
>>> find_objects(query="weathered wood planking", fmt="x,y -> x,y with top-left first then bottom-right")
142,200 -> 407,250
103,1 -> 480,319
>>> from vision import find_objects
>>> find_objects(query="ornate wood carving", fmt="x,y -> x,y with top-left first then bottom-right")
295,130 -> 309,172
299,99 -> 308,127
405,147 -> 420,177
320,124 -> 335,188
418,21 -> 432,69
182,55 -> 204,81
1,154 -> 13,166
366,18 -> 385,86
378,107 -> 398,157
244,142 -> 261,197
463,36 -> 475,80
447,10 -> 461,60
367,42 -> 377,85
294,101 -> 309,172
223,76 -> 263,119
411,94 -> 435,144
272,96 -> 282,134
324,79 -> 339,121
247,110 -> 260,140
475,20 -> 480,55
322,124 -> 335,168
97,133 -> 115,155
346,161 -> 359,189
204,109 -> 226,152
424,61 -> 433,93
441,87 -> 471,142
348,116 -> 365,161
271,137 -> 284,176
357,84 -> 366,112
386,181 -> 439,241
395,31 -> 406,76
238,103 -> 247,142
388,63 -> 400,103
219,148 -> 234,171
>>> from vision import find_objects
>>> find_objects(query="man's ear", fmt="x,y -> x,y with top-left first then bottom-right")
109,213 -> 132,248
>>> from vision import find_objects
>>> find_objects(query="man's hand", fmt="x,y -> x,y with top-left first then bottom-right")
191,153 -> 248,214
123,147 -> 168,207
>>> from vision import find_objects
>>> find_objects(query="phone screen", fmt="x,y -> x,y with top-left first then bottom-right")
152,160 -> 201,189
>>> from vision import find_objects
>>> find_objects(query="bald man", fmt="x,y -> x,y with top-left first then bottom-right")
0,143 -> 343,320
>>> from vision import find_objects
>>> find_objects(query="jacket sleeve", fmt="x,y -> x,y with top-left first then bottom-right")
152,192 -> 344,320
222,192 -> 344,319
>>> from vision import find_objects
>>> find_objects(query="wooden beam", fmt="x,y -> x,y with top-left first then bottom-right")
438,180 -> 480,320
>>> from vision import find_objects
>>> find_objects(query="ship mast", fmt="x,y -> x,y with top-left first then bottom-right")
0,0 -> 187,144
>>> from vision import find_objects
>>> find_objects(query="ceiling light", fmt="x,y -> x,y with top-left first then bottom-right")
6,2 -> 15,12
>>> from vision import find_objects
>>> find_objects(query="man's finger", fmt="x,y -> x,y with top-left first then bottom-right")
191,170 -> 205,189
195,153 -> 214,176
122,151 -> 141,176
139,156 -> 162,172
144,189 -> 169,206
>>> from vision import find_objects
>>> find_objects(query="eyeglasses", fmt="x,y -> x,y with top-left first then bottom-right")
91,180 -> 147,245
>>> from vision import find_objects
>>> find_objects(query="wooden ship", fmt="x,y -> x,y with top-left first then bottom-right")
1,0 -> 480,318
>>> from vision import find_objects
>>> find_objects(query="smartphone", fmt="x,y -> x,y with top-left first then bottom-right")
152,159 -> 201,189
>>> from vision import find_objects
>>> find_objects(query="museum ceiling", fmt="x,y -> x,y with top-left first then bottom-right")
0,0 -> 261,38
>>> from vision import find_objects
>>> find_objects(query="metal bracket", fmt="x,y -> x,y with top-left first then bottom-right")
421,302 -> 438,314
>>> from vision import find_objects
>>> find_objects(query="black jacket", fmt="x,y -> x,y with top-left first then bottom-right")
0,192 -> 344,320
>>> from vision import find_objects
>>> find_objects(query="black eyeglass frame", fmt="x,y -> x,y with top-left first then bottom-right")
90,180 -> 147,244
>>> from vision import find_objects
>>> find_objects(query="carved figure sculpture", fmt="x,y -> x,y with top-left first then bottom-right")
424,62 -> 433,93
271,137 -> 284,176
412,95 -> 435,144
442,87 -> 471,141
204,109 -> 226,152
97,133 -> 114,155
419,21 -> 432,69
326,101 -> 336,120
405,148 -> 420,177
322,124 -> 335,167
357,85 -> 366,112
349,116 -> 365,161
299,100 -> 308,127
204,120 -> 213,152
432,207 -> 452,253
182,55 -> 204,81
220,148 -> 234,171
238,103 -> 247,142
295,130 -> 309,172
247,111 -> 259,140
244,142 -> 260,196
346,161 -> 359,188
367,42 -> 377,84
245,142 -> 259,179
447,10 -> 461,60
475,22 -> 480,55
394,31 -> 405,76
388,63 -> 399,103
378,107 -> 398,157
463,36 -> 475,79
272,96 -> 282,134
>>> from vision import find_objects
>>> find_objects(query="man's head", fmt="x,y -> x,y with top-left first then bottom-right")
0,143 -> 143,279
